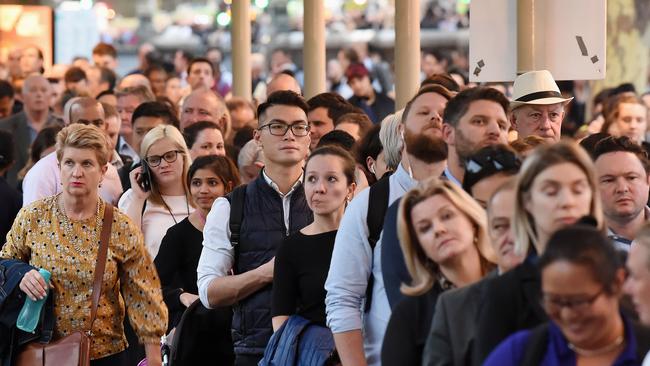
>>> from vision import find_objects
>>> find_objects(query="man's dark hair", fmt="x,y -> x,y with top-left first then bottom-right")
447,66 -> 469,85
99,67 -> 117,91
613,83 -> 637,96
177,50 -> 194,63
402,84 -> 454,124
92,42 -> 117,58
187,57 -> 215,76
356,124 -> 383,184
64,67 -> 87,83
335,112 -> 373,139
593,88 -> 615,108
96,89 -> 114,100
257,90 -> 309,124
356,124 -> 382,162
317,130 -> 356,151
462,144 -> 521,194
579,132 -> 611,158
592,135 -> 650,174
31,125 -> 62,164
144,64 -> 167,78
0,130 -> 14,171
183,121 -> 221,149
443,87 -> 509,128
540,223 -> 622,295
131,101 -> 179,127
0,80 -> 14,99
420,73 -> 460,92
307,92 -> 358,125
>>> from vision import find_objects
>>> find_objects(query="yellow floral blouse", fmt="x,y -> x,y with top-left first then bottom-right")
0,195 -> 168,359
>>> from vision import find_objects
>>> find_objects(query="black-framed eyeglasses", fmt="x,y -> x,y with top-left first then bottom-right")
145,150 -> 183,167
540,289 -> 604,313
258,122 -> 310,137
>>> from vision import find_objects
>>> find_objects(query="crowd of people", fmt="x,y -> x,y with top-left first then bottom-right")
1,39 -> 650,366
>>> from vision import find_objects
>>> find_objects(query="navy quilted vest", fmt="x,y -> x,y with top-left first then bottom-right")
231,174 -> 312,355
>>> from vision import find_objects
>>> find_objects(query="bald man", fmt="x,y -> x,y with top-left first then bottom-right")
0,74 -> 57,186
118,74 -> 152,90
266,73 -> 301,97
22,97 -> 123,206
180,88 -> 231,135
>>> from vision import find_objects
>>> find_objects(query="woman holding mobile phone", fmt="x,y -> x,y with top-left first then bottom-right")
119,124 -> 194,259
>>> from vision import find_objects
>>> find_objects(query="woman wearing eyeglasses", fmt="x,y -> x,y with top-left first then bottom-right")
484,223 -> 650,365
474,141 -> 605,364
119,124 -> 194,258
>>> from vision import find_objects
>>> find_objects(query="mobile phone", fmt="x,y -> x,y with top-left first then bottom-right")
137,162 -> 151,192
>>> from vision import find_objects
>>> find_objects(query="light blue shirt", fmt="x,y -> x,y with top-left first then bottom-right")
324,163 -> 416,365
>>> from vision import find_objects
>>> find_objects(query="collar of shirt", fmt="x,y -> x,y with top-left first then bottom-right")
261,169 -> 303,197
548,312 -> 637,365
443,167 -> 462,187
607,206 -> 650,246
394,163 -> 417,192
110,150 -> 124,170
118,136 -> 140,163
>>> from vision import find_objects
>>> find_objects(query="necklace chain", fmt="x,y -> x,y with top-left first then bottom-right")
57,194 -> 102,256
568,335 -> 625,357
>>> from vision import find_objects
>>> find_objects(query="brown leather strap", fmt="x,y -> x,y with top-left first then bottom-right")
88,202 -> 113,332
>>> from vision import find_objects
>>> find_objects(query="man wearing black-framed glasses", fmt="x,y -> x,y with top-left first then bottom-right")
198,90 -> 313,366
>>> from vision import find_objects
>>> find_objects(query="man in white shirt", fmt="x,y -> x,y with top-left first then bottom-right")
22,97 -> 123,205
116,85 -> 156,164
624,225 -> 650,365
197,91 -> 312,366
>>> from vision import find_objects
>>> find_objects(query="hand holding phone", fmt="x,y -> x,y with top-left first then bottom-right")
137,162 -> 151,192
129,163 -> 152,200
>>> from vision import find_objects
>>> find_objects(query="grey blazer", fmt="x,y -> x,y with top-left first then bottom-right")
421,271 -> 497,366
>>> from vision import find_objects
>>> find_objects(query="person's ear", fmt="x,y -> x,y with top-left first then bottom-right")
442,123 -> 455,145
254,128 -> 262,148
366,156 -> 376,174
348,182 -> 357,198
509,111 -> 518,131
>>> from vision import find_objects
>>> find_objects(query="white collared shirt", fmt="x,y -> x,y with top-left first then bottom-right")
118,136 -> 139,164
197,171 -> 303,308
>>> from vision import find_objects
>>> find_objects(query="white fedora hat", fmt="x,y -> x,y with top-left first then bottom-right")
510,70 -> 573,109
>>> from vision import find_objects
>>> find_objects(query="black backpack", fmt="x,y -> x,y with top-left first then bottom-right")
226,185 -> 247,267
364,173 -> 391,311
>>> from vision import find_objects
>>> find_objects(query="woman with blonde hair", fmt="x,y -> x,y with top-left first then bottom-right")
381,178 -> 496,366
2,123 -> 167,365
119,124 -> 194,258
475,140 -> 604,364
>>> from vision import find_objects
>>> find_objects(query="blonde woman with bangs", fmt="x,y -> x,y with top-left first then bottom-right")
119,124 -> 194,258
475,140 -> 604,364
381,177 -> 496,366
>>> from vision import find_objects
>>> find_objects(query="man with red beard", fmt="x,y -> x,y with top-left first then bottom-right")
325,84 -> 452,365
442,87 -> 511,186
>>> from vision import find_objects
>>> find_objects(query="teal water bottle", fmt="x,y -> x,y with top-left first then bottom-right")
17,268 -> 51,333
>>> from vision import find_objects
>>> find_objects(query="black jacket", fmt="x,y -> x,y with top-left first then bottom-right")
474,258 -> 547,364
0,259 -> 55,365
348,92 -> 395,124
231,174 -> 313,356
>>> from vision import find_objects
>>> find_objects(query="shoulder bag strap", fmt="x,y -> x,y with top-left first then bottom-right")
87,202 -> 114,332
